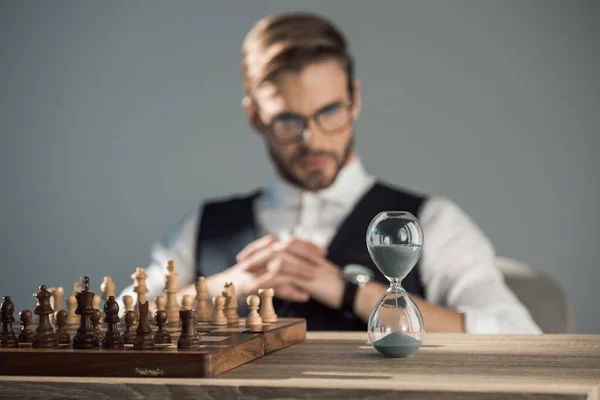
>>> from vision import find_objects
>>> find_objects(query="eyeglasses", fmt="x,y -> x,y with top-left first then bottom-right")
263,102 -> 354,144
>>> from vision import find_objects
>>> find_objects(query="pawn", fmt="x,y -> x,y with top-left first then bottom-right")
66,294 -> 78,325
0,296 -> 19,348
182,295 -> 194,310
153,310 -> 171,344
102,296 -> 124,349
54,309 -> 70,345
122,295 -> 134,326
91,309 -> 103,342
153,295 -> 167,326
122,310 -> 136,344
245,295 -> 263,329
18,309 -> 34,343
211,295 -> 227,326
177,309 -> 200,350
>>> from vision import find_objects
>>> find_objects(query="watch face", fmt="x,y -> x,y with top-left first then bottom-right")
342,264 -> 374,285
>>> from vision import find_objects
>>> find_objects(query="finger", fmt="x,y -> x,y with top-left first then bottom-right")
236,235 -> 277,262
275,238 -> 327,265
274,284 -> 310,303
239,244 -> 278,273
255,273 -> 309,302
267,253 -> 318,280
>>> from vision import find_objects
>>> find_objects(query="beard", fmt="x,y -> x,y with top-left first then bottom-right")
267,134 -> 355,191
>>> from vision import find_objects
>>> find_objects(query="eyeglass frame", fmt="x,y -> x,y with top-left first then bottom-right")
256,100 -> 355,145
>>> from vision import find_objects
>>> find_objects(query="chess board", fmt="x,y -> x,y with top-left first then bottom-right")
0,318 -> 306,378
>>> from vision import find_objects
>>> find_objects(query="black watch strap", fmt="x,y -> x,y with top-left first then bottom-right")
341,280 -> 359,315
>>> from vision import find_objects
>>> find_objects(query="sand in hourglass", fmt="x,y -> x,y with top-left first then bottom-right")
369,244 -> 422,279
372,332 -> 422,358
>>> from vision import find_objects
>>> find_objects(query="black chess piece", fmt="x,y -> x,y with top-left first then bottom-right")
102,296 -> 124,349
32,286 -> 58,348
92,309 -> 103,342
133,301 -> 154,350
122,311 -> 136,344
153,310 -> 171,344
72,277 -> 99,349
54,309 -> 71,345
178,309 -> 200,350
1,296 -> 19,348
18,309 -> 34,343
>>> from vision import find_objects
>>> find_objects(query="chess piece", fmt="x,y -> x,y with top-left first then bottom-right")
72,277 -> 99,349
32,285 -> 58,348
177,309 -> 200,350
366,212 -> 425,358
100,277 -> 115,324
49,287 -> 64,326
195,277 -> 210,323
102,296 -> 124,349
0,296 -> 19,348
245,295 -> 263,329
54,309 -> 70,345
155,295 -> 166,312
153,310 -> 171,344
122,310 -> 136,344
122,295 -> 134,327
258,288 -> 277,323
100,276 -> 116,299
164,260 -> 180,326
133,301 -> 154,350
152,295 -> 166,326
223,282 -> 239,326
211,295 -> 227,326
92,295 -> 101,313
66,294 -> 78,325
132,267 -> 148,322
18,309 -> 34,343
182,294 -> 194,310
92,309 -> 103,342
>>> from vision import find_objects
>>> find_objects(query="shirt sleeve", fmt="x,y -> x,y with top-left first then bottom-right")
116,210 -> 199,312
418,196 -> 542,334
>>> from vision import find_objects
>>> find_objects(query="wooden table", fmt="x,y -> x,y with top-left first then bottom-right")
1,332 -> 599,399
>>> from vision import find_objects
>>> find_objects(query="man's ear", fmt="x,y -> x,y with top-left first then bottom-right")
351,79 -> 362,120
242,96 -> 265,135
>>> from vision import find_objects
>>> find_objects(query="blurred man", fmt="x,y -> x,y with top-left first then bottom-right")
118,12 -> 541,333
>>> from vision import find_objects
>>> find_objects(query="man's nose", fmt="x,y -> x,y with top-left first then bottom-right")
300,121 -> 325,149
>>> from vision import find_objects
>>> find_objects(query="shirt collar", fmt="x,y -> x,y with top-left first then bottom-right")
264,156 -> 375,209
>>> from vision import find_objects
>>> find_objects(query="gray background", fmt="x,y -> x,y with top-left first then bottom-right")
1,1 -> 598,333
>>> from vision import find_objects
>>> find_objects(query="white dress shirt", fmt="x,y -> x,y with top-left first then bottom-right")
117,157 -> 541,334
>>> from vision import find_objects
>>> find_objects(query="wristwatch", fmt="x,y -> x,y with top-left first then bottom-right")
340,264 -> 374,315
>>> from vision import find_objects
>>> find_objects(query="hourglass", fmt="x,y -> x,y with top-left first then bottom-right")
366,211 -> 425,358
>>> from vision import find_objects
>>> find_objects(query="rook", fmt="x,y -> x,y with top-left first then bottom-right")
177,309 -> 200,350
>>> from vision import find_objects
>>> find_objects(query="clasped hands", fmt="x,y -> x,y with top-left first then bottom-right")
224,235 -> 344,309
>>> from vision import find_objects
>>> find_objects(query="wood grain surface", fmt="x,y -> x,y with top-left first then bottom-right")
0,318 -> 306,378
0,332 -> 598,400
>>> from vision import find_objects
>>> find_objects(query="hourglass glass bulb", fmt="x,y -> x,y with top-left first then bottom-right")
366,211 -> 426,358
366,211 -> 424,282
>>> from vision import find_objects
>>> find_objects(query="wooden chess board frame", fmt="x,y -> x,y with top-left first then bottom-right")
0,318 -> 306,378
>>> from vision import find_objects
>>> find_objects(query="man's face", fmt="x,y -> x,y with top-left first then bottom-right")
248,59 -> 361,191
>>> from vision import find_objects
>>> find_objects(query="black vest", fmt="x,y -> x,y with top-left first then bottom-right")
195,181 -> 427,331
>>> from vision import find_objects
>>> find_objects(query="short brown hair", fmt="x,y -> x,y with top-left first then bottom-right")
241,12 -> 354,97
